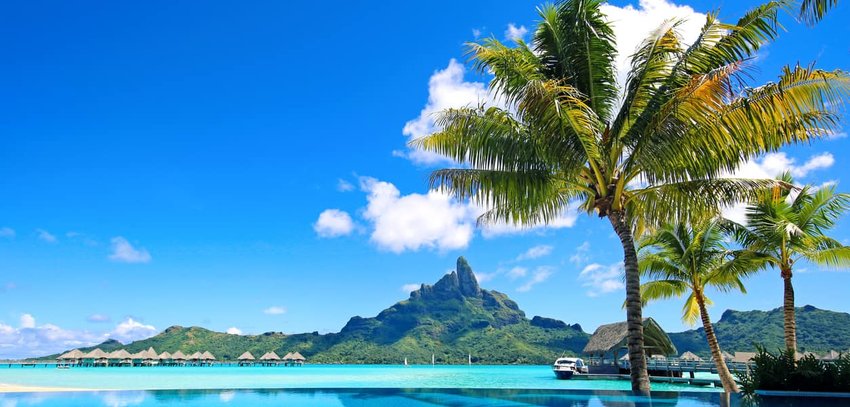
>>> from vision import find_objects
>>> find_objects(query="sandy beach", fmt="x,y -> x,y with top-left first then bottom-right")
0,383 -> 89,393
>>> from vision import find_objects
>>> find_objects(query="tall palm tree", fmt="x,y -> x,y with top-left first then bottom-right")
800,0 -> 840,24
414,0 -> 849,394
725,174 -> 850,352
638,220 -> 768,393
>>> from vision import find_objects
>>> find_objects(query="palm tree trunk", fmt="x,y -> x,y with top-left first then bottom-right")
782,266 -> 797,352
608,210 -> 650,395
696,292 -> 738,393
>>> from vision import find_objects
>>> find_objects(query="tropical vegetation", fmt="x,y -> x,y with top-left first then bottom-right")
414,0 -> 848,393
738,347 -> 850,395
724,174 -> 850,352
637,220 -> 769,392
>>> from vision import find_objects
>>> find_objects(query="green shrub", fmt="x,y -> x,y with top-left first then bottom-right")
737,346 -> 850,395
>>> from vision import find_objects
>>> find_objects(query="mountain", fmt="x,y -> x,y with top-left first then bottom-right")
49,257 -> 588,364
669,305 -> 850,356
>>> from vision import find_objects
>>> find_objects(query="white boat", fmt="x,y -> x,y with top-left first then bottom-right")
552,357 -> 588,379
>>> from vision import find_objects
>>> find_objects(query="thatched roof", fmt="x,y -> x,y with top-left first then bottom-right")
679,351 -> 702,361
282,352 -> 294,360
582,318 -> 676,356
290,352 -> 305,361
733,352 -> 756,363
159,351 -> 172,359
109,349 -> 132,359
238,352 -> 255,360
721,351 -> 734,361
189,352 -> 203,360
260,351 -> 280,361
85,348 -> 108,359
59,349 -> 84,360
201,351 -> 215,360
172,351 -> 187,360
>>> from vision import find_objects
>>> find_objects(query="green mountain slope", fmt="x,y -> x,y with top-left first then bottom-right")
669,305 -> 850,356
50,257 -> 587,364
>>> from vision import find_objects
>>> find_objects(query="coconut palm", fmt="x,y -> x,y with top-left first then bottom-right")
414,0 -> 849,394
725,173 -> 850,352
800,0 -> 840,24
638,220 -> 769,393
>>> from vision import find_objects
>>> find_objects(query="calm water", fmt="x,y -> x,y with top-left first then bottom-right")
0,365 -> 721,392
0,388 -> 846,407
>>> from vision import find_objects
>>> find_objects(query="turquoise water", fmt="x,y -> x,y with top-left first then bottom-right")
0,365 -> 721,392
0,388 -> 846,406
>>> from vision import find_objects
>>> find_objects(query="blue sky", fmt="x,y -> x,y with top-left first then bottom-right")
0,0 -> 848,358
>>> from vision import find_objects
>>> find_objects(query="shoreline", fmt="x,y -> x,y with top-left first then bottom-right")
0,383 -> 91,393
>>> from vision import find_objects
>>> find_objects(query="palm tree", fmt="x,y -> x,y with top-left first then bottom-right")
414,0 -> 849,394
800,0 -> 840,24
725,173 -> 850,352
637,220 -> 769,393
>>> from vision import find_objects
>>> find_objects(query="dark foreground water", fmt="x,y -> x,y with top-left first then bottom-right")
0,388 -> 846,407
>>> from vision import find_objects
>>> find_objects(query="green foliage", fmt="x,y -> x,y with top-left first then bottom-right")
669,306 -> 850,356
737,346 -> 850,395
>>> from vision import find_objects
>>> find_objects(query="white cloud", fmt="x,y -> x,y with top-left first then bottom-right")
109,318 -> 157,343
827,131 -> 847,140
570,241 -> 591,265
87,314 -> 111,323
601,0 -> 706,95
108,237 -> 151,264
579,262 -> 625,297
314,209 -> 355,238
474,272 -> 496,283
505,23 -> 528,41
401,59 -> 498,165
472,28 -> 482,39
360,177 -> 477,253
20,314 -> 35,329
517,266 -> 554,292
337,179 -> 355,192
0,227 -> 14,238
517,245 -> 554,261
36,229 -> 56,243
226,327 -> 243,335
401,283 -> 421,293
263,306 -> 286,315
722,152 -> 836,223
507,266 -> 528,280
480,208 -> 580,238
0,316 -> 157,359
101,392 -> 146,407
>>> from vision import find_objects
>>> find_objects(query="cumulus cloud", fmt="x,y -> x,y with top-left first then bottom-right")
360,177 -> 477,253
36,229 -> 56,243
505,23 -> 528,41
473,272 -> 496,283
87,314 -> 111,323
108,237 -> 151,264
722,152 -> 836,223
570,241 -> 591,265
313,209 -> 355,238
479,204 -> 580,238
20,314 -> 35,329
226,327 -> 243,335
401,283 -> 421,293
517,245 -> 554,261
401,59 -> 497,165
0,227 -> 14,238
579,262 -> 625,297
0,316 -> 157,359
263,306 -> 286,315
517,266 -> 555,292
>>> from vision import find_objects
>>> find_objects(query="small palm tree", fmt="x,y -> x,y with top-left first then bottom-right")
638,220 -> 768,393
415,0 -> 849,394
725,174 -> 850,352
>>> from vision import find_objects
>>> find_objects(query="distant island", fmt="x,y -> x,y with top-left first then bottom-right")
41,257 -> 850,364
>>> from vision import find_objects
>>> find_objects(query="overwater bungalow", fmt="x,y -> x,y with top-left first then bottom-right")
84,348 -> 109,366
679,351 -> 702,362
158,351 -> 173,365
172,350 -> 188,365
282,351 -> 305,366
237,352 -> 255,366
58,349 -> 84,366
140,347 -> 159,366
582,318 -> 676,375
108,349 -> 133,366
259,351 -> 281,366
201,351 -> 215,365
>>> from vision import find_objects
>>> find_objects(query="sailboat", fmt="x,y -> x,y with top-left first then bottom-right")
404,358 -> 408,367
